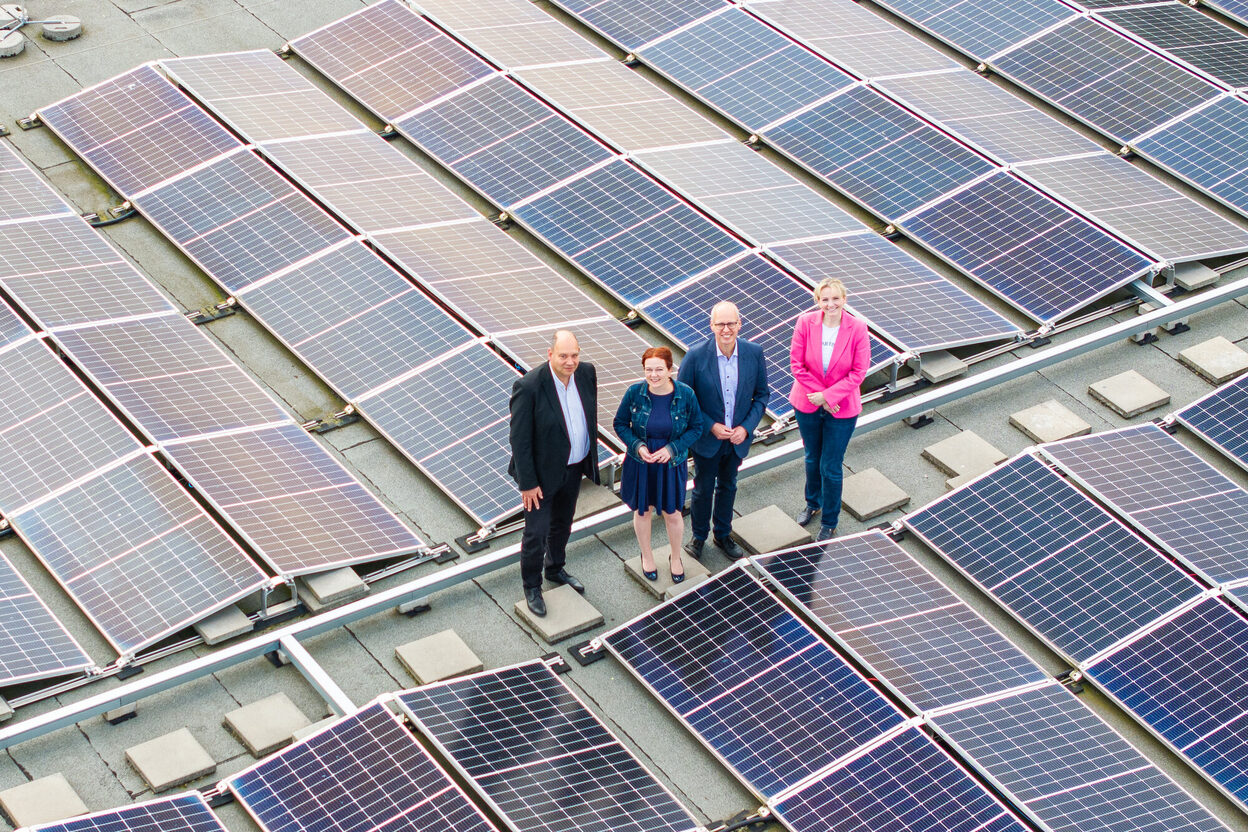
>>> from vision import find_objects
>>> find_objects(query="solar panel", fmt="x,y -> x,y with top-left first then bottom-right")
1178,371 -> 1248,471
237,241 -> 476,401
873,70 -> 1103,165
553,0 -> 729,51
1133,95 -> 1248,219
12,454 -> 266,654
632,140 -> 863,245
37,65 -> 239,195
991,17 -> 1222,143
51,313 -> 290,442
0,552 -> 92,686
637,8 -> 856,132
746,0 -> 960,79
355,343 -> 521,525
771,726 -> 1030,832
898,172 -> 1154,325
763,85 -> 996,220
869,0 -> 1076,60
904,454 -> 1205,663
0,143 -> 75,221
371,222 -> 607,334
23,793 -> 228,832
396,74 -> 615,208
1042,423 -> 1248,589
515,60 -> 730,153
0,290 -> 36,349
413,0 -> 606,68
930,683 -> 1231,832
229,702 -> 498,832
512,160 -> 747,306
1016,153 -> 1248,262
398,661 -> 700,832
602,566 -> 906,798
769,232 -> 1021,352
1207,0 -> 1248,28
1083,596 -> 1248,806
135,151 -> 352,294
288,0 -> 494,123
1100,3 -> 1248,90
754,533 -> 1049,712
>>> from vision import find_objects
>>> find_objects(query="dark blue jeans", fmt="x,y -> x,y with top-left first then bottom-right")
690,444 -> 743,541
794,409 -> 857,527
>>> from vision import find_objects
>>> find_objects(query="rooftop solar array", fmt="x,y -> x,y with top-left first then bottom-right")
753,532 -> 1049,713
1098,3 -> 1248,90
553,0 -> 729,51
23,792 -> 227,832
397,661 -> 700,832
413,0 -> 605,69
1207,0 -> 1248,27
904,453 -> 1204,664
229,701 -> 499,832
865,0 -> 1077,61
1177,371 -> 1248,471
1041,423 -> 1248,592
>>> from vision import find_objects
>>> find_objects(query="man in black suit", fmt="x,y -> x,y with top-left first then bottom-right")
509,330 -> 599,617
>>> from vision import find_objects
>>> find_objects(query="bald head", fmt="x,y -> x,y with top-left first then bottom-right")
709,301 -> 741,356
548,330 -> 581,384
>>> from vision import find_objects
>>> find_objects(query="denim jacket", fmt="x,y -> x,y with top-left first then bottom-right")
613,380 -> 704,466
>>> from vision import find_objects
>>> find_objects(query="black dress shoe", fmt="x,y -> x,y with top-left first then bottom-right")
525,587 -> 546,617
795,506 -> 819,527
684,538 -> 705,560
715,536 -> 745,559
545,568 -> 585,594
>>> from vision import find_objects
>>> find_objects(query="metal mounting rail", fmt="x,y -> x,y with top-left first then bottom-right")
2,272 -> 1247,750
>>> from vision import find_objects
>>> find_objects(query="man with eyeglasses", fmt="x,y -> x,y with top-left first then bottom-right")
677,300 -> 769,560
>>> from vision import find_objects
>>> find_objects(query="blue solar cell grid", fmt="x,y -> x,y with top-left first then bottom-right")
397,75 -> 613,208
763,85 -> 995,220
555,0 -> 727,50
900,172 -> 1153,325
1135,96 -> 1248,219
1209,0 -> 1248,26
872,0 -> 1076,60
603,566 -> 905,798
905,454 -> 1204,663
1178,371 -> 1248,472
1099,4 -> 1248,90
0,552 -> 91,686
772,727 -> 1029,832
25,793 -> 227,832
512,160 -> 746,306
638,10 -> 855,132
1085,597 -> 1248,806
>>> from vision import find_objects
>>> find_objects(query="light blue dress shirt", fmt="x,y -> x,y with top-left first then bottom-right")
717,349 -> 739,428
552,367 -> 591,465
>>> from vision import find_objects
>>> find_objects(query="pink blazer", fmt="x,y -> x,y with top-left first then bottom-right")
788,309 -> 870,417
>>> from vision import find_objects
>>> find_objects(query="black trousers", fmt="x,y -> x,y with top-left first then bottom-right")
520,463 -> 584,590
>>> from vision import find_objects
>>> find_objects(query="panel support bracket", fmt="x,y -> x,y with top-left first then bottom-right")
302,405 -> 360,434
16,115 -> 40,130
186,298 -> 237,325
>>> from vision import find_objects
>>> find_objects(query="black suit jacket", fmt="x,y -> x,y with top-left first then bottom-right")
508,362 -> 600,493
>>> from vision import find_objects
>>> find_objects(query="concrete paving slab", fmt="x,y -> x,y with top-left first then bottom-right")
224,693 -> 311,757
298,567 -> 368,611
624,554 -> 710,598
575,479 -> 622,519
395,629 -> 483,685
244,0 -> 368,40
514,585 -> 603,644
946,472 -> 980,491
733,505 -> 811,555
1178,336 -> 1248,385
50,33 -> 177,89
0,773 -> 87,828
1175,261 -> 1220,290
1009,399 -> 1092,444
124,728 -> 216,792
842,468 -> 909,521
1088,369 -> 1170,418
664,572 -> 711,600
292,716 -> 338,742
922,430 -> 1007,478
193,604 -> 253,645
133,0 -> 282,55
918,350 -> 969,383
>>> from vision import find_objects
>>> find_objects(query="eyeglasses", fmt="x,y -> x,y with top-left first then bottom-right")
711,321 -> 741,330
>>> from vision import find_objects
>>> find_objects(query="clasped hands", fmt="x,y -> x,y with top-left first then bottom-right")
807,391 -> 840,415
638,445 -> 673,464
711,423 -> 748,444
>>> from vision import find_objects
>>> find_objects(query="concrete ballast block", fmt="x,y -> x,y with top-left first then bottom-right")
0,774 -> 88,827
224,693 -> 311,757
125,728 -> 216,792
918,350 -> 969,383
841,468 -> 910,521
298,567 -> 369,612
292,716 -> 338,742
193,604 -> 253,645
922,430 -> 1007,479
396,629 -> 483,685
515,584 -> 603,644
733,505 -> 812,555
1009,400 -> 1092,444
1088,370 -> 1170,418
0,695 -> 11,723
624,554 -> 711,598
1178,336 -> 1248,385
664,572 -> 711,600
574,479 -> 622,519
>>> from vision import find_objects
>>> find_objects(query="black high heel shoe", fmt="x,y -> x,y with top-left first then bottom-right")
670,561 -> 685,583
642,562 -> 658,581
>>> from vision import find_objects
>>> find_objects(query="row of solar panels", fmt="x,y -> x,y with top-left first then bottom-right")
0,144 -> 425,681
541,0 -> 1248,326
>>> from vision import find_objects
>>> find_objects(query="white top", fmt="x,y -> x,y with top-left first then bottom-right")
551,366 -> 591,465
821,324 -> 840,373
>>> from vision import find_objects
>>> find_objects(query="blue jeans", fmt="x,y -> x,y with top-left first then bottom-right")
794,409 -> 857,527
690,444 -> 743,541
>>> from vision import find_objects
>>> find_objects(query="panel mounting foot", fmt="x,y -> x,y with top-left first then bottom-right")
904,411 -> 934,429
186,298 -> 237,324
455,531 -> 491,553
303,406 -> 360,434
569,639 -> 606,666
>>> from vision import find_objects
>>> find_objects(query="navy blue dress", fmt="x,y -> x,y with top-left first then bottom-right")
620,391 -> 686,514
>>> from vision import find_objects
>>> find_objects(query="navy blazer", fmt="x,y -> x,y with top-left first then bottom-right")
677,336 -> 769,459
